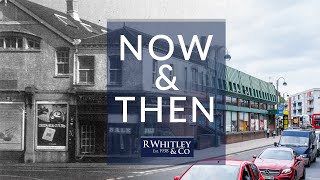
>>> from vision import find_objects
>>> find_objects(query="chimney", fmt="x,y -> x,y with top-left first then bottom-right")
66,0 -> 81,21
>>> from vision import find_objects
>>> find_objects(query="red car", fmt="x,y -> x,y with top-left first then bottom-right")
253,147 -> 306,180
174,159 -> 265,180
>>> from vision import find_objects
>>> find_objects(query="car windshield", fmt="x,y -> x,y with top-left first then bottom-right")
280,136 -> 309,147
180,164 -> 239,180
258,150 -> 292,160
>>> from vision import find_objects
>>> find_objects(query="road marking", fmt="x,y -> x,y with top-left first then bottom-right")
106,178 -> 115,180
127,176 -> 134,178
0,175 -> 43,180
116,177 -> 124,180
0,169 -> 57,172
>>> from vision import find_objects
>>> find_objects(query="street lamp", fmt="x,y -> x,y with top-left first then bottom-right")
276,77 -> 287,135
212,45 -> 231,147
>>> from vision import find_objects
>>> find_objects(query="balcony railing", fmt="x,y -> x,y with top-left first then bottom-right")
307,96 -> 314,101
296,106 -> 302,110
307,104 -> 314,108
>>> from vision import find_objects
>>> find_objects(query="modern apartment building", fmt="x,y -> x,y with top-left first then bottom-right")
289,88 -> 320,123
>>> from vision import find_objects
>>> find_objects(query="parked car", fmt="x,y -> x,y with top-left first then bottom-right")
174,159 -> 265,180
253,147 -> 305,180
275,128 -> 317,167
315,130 -> 320,157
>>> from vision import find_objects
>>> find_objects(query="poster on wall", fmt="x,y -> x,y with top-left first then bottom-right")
36,103 -> 68,150
0,103 -> 24,151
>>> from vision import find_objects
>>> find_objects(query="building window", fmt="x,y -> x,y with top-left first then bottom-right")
222,80 -> 226,90
239,112 -> 249,131
152,60 -> 158,84
170,64 -> 174,81
226,111 -> 238,132
80,125 -> 95,154
249,88 -> 252,96
253,89 -> 256,97
229,82 -> 233,91
56,47 -> 70,75
233,83 -> 237,92
191,68 -> 198,90
109,55 -> 122,85
27,38 -> 40,49
184,67 -> 188,90
199,72 -> 204,91
237,84 -> 241,93
0,36 -> 23,49
218,79 -> 222,90
78,56 -> 94,84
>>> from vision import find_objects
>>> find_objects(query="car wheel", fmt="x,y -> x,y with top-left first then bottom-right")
306,158 -> 311,167
301,168 -> 306,179
293,171 -> 297,180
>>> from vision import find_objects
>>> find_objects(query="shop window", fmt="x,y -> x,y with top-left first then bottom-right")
109,55 -> 122,85
78,56 -> 95,84
225,111 -> 238,132
239,112 -> 249,131
80,125 -> 95,154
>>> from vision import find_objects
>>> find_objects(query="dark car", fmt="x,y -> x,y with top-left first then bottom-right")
174,159 -> 265,180
253,147 -> 305,180
275,129 -> 317,167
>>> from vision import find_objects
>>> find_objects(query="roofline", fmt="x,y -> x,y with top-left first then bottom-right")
10,0 -> 76,44
289,88 -> 320,97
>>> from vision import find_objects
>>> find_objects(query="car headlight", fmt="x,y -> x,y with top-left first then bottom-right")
301,154 -> 308,158
281,168 -> 292,174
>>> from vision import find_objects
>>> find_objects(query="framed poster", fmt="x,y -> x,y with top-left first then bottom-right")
0,103 -> 24,151
36,102 -> 68,151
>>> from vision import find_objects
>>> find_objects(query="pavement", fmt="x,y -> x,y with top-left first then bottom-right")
0,136 -> 280,170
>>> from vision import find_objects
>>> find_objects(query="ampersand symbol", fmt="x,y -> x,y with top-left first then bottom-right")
170,148 -> 177,154
155,64 -> 179,91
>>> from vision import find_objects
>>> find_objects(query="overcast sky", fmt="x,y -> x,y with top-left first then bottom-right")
30,0 -> 320,96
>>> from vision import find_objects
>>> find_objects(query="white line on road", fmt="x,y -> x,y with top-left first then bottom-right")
116,177 -> 124,180
0,175 -> 44,180
127,176 -> 134,178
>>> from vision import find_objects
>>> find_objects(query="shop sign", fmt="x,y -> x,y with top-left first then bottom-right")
109,127 -> 131,134
0,103 -> 24,151
141,136 -> 194,157
36,102 -> 68,150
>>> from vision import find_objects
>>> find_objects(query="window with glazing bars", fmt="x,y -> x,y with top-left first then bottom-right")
56,47 -> 70,75
80,125 -> 95,154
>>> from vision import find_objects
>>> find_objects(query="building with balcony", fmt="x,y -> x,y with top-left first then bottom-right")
0,0 -> 278,163
289,88 -> 320,125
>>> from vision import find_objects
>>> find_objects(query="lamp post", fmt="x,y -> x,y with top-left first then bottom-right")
212,45 -> 231,147
276,77 -> 287,135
